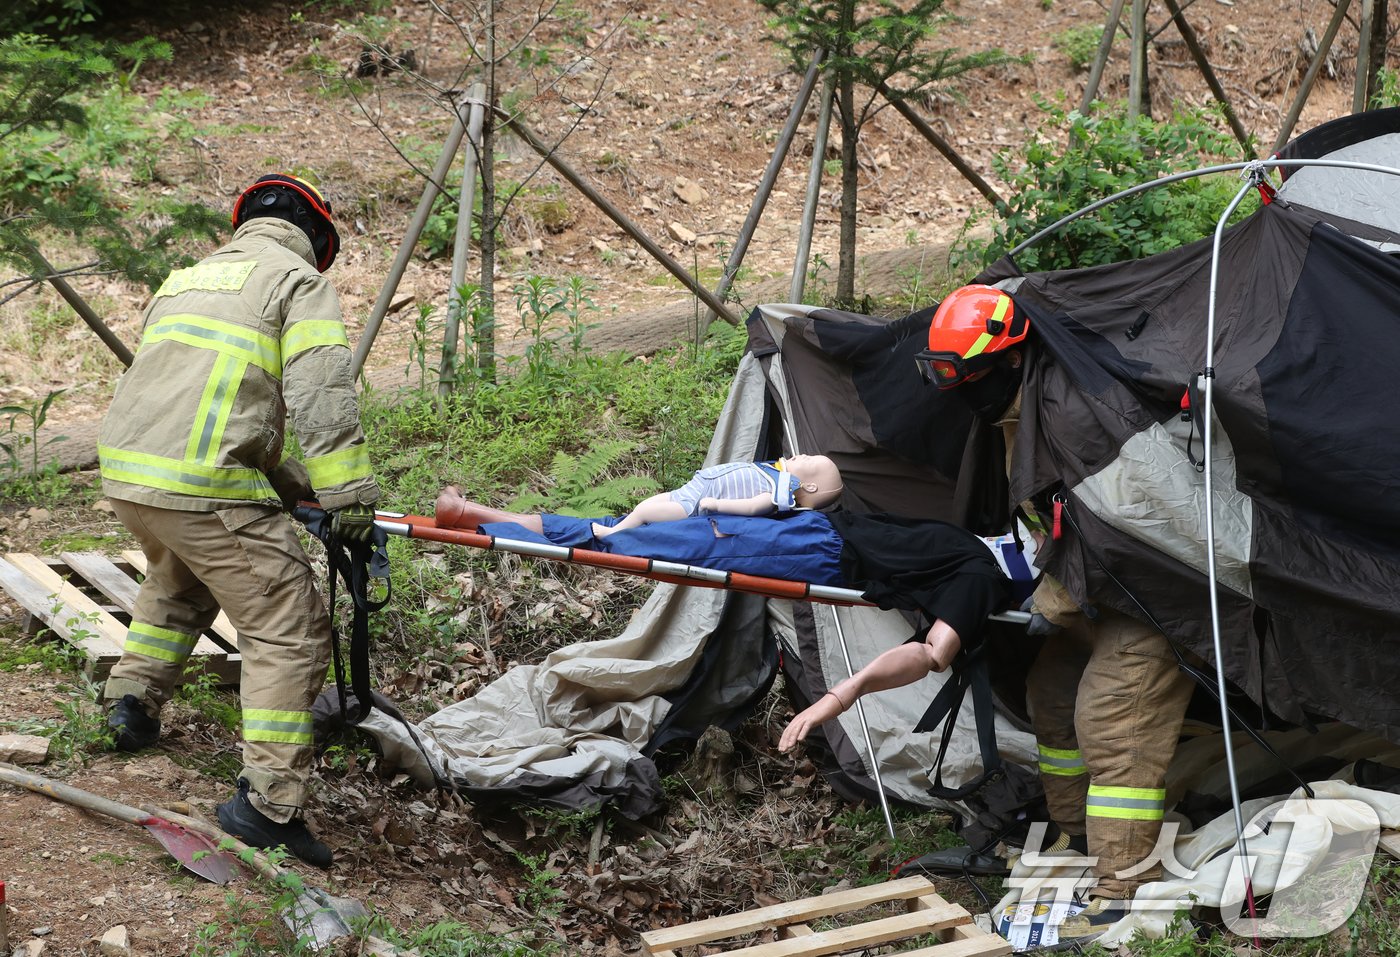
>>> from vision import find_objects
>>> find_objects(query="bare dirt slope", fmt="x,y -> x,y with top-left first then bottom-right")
0,0 -> 1373,953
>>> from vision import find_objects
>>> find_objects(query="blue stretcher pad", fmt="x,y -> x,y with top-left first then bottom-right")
479,511 -> 849,587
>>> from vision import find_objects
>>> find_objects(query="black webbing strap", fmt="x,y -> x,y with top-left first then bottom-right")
914,641 -> 1004,801
293,506 -> 391,725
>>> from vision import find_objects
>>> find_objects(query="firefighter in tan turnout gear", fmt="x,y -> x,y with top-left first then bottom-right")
916,285 -> 1196,928
99,173 -> 379,867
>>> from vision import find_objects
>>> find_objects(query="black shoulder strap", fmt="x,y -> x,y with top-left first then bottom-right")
293,506 -> 391,725
914,643 -> 1004,801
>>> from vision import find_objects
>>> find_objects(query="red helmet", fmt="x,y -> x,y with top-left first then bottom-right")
916,284 -> 1028,389
231,173 -> 341,272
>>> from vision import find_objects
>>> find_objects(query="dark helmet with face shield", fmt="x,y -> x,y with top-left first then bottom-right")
231,173 -> 341,272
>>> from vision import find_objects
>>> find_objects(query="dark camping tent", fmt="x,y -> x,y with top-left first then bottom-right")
346,108 -> 1400,829
977,107 -> 1400,742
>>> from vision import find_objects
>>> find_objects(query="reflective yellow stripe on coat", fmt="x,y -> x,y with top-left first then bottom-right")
305,444 -> 372,489
99,446 -> 276,500
142,314 -> 282,378
282,319 -> 349,360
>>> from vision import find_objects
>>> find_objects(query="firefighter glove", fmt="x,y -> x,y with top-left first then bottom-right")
331,502 -> 377,542
1020,594 -> 1062,637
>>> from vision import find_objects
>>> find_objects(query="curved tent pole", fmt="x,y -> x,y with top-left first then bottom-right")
1198,156 -> 1400,940
1202,163 -> 1268,940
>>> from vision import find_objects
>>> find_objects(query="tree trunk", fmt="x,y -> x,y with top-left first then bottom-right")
477,0 -> 498,382
836,73 -> 858,305
1367,0 -> 1388,107
835,0 -> 858,305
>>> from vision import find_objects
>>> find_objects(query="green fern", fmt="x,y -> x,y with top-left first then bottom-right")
508,439 -> 662,518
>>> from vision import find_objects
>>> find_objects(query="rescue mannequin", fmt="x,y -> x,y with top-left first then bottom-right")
98,173 -> 379,868
435,482 -> 1006,680
591,453 -> 844,538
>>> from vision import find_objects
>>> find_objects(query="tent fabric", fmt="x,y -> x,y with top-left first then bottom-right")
352,307 -> 1040,814
975,109 -> 1400,742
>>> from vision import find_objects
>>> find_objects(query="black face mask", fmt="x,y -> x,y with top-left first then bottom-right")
957,357 -> 1022,423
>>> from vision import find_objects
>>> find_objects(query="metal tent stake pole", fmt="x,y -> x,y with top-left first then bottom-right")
31,248 -> 133,368
353,96 -> 470,377
790,72 -> 834,305
1079,0 -> 1128,113
1272,0 -> 1352,155
1161,0 -> 1250,153
879,81 -> 1006,212
826,605 -> 898,843
503,114 -> 739,327
701,49 -> 824,333
439,83 -> 487,395
1354,0 -> 1376,114
1129,0 -> 1148,120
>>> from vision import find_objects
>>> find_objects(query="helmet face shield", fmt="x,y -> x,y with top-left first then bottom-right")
915,348 -> 991,389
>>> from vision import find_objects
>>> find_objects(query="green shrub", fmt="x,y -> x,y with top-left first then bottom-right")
1,0 -> 100,33
953,99 -> 1253,274
0,33 -> 224,291
1053,25 -> 1104,73
1371,66 -> 1400,108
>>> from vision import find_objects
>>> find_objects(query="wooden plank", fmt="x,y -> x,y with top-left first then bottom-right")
63,552 -> 234,664
59,552 -> 141,606
120,550 -> 241,652
1379,830 -> 1400,861
641,876 -> 938,950
718,900 -> 969,957
778,924 -> 815,939
897,933 -> 1013,957
0,554 -> 128,677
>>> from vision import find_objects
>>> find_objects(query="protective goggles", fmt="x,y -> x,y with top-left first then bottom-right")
914,348 -> 997,389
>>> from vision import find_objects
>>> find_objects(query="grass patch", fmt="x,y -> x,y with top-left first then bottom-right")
38,531 -> 122,552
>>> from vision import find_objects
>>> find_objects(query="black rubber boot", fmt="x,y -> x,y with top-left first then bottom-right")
107,694 -> 160,752
216,780 -> 334,868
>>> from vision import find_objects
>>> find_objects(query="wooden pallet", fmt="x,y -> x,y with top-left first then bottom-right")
0,550 -> 241,685
640,876 -> 1011,957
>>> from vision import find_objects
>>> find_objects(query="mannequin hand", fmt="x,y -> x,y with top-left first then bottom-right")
698,496 -> 720,514
779,690 -> 847,752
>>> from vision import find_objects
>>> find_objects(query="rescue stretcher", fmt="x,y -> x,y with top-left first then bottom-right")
371,508 -> 1033,623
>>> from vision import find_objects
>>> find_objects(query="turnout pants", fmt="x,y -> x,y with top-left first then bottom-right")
103,500 -> 331,823
1025,603 -> 1194,898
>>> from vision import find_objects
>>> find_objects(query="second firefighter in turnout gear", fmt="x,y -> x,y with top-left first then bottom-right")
99,173 -> 378,867
920,284 -> 1195,902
